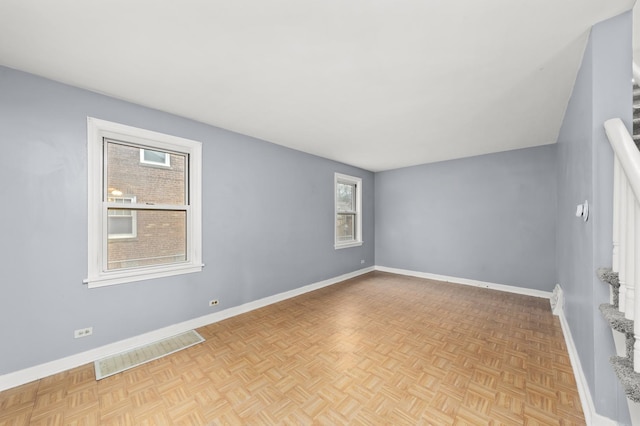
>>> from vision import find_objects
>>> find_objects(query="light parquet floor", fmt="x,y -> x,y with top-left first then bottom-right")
0,272 -> 585,425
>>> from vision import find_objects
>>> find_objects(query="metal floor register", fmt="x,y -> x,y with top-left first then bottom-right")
94,330 -> 205,380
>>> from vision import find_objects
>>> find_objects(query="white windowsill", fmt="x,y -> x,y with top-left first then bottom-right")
84,263 -> 204,288
334,241 -> 363,250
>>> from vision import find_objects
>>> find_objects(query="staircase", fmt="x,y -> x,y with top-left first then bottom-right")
600,118 -> 640,423
599,268 -> 640,401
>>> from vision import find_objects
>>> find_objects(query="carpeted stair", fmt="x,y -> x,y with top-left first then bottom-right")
599,267 -> 640,402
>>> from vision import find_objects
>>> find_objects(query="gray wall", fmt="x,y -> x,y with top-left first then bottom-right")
0,66 -> 374,374
375,145 -> 557,291
556,11 -> 631,423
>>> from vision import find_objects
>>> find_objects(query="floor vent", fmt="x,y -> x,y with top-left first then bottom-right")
94,330 -> 205,380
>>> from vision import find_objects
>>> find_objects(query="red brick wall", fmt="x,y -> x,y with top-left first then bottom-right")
106,142 -> 187,270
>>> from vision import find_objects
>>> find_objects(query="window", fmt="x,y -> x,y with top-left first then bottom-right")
86,118 -> 202,288
140,148 -> 170,167
107,195 -> 137,239
335,173 -> 362,249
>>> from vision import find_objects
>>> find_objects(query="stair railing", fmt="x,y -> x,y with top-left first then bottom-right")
605,117 -> 640,371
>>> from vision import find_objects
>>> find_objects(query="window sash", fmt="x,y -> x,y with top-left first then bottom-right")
336,181 -> 356,212
101,138 -> 191,271
336,212 -> 356,242
103,207 -> 188,271
105,139 -> 188,207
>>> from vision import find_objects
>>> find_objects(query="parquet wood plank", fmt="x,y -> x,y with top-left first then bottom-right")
63,410 -> 99,426
0,271 -> 585,424
28,412 -> 63,426
0,382 -> 38,413
0,406 -> 32,426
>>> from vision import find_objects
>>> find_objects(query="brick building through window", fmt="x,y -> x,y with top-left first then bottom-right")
106,141 -> 187,270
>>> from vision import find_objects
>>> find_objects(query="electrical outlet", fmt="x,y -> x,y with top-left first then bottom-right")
74,327 -> 93,338
209,299 -> 219,306
361,259 -> 365,264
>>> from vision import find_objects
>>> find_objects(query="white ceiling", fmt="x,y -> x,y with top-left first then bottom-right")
0,1 -> 635,171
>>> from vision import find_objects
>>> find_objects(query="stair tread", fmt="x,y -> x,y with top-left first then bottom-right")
597,267 -> 619,287
610,356 -> 640,403
599,303 -> 633,334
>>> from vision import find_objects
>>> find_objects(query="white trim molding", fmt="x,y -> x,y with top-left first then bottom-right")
556,303 -> 617,426
374,266 -> 552,299
0,266 -> 374,392
550,283 -> 564,316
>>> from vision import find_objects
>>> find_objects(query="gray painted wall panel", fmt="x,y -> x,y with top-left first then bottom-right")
0,66 -> 374,374
375,145 -> 557,291
556,24 -> 597,414
592,12 -> 632,422
556,11 -> 631,423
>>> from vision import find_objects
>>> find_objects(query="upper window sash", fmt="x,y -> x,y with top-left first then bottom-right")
106,139 -> 188,206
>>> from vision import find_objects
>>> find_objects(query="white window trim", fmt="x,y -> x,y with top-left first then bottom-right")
85,117 -> 203,288
334,172 -> 363,249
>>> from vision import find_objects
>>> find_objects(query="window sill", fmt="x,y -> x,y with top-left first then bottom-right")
335,241 -> 363,250
84,263 -> 203,288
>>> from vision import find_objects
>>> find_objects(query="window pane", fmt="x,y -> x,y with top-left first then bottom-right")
336,213 -> 355,242
337,182 -> 355,212
107,196 -> 136,239
107,209 -> 186,270
106,141 -> 186,205
108,214 -> 134,236
143,149 -> 169,165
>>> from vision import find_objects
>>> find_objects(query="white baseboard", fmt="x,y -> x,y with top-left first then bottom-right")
556,302 -> 617,426
374,266 -> 553,299
0,266 -> 374,392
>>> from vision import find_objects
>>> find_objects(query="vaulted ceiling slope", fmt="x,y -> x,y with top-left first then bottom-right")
0,1 -> 634,171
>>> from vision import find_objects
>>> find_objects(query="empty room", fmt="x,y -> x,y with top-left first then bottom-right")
0,1 -> 639,424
